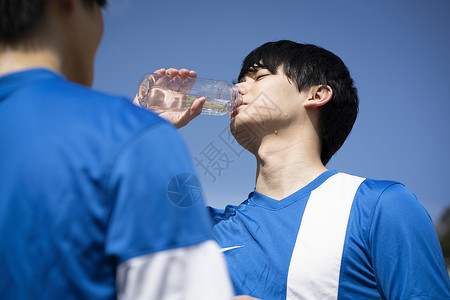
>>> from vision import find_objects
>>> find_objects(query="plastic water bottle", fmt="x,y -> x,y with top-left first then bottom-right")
137,73 -> 242,115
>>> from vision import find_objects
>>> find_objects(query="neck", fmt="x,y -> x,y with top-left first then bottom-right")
0,46 -> 63,77
254,129 -> 327,200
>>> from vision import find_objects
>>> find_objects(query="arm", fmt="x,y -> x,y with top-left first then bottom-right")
369,184 -> 450,299
134,68 -> 205,128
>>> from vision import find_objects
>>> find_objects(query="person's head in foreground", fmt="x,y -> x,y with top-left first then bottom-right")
0,0 -> 107,86
1,1 -> 237,299
231,40 -> 358,166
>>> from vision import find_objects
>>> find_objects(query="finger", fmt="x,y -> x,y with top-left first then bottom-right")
190,97 -> 206,113
174,97 -> 205,128
182,71 -> 197,93
166,68 -> 180,77
150,72 -> 169,87
179,76 -> 196,94
188,70 -> 197,78
164,68 -> 183,91
179,69 -> 190,79
179,70 -> 197,93
167,77 -> 183,91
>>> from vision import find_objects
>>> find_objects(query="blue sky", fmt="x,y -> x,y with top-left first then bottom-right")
94,0 -> 450,223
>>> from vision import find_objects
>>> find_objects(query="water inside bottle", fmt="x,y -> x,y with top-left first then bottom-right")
138,75 -> 240,116
186,95 -> 230,115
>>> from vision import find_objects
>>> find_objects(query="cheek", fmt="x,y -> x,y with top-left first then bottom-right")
99,9 -> 104,37
88,6 -> 104,52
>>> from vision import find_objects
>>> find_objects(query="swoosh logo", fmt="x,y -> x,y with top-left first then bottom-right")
220,245 -> 245,253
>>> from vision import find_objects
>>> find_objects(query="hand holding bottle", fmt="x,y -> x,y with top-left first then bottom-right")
133,68 -> 206,128
135,68 -> 242,128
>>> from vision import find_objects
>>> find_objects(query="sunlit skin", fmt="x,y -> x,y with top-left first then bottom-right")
133,68 -> 206,128
157,66 -> 333,201
231,66 -> 332,200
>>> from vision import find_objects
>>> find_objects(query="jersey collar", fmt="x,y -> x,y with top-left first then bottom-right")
248,169 -> 338,210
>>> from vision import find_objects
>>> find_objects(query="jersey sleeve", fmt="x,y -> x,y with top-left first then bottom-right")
368,183 -> 450,299
116,240 -> 234,299
105,121 -> 213,263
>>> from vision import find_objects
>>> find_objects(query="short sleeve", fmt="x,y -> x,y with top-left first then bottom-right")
105,122 -> 213,264
369,183 -> 450,299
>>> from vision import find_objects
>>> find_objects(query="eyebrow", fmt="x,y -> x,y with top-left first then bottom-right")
237,65 -> 268,83
249,64 -> 266,72
237,72 -> 255,83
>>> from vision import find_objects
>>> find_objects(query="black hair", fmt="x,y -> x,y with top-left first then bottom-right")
238,40 -> 359,165
0,0 -> 107,43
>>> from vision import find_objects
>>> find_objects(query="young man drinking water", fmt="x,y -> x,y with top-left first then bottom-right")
149,40 -> 450,299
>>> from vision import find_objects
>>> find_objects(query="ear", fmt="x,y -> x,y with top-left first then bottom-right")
303,85 -> 333,108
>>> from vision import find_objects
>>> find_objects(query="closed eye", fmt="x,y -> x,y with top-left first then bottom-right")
255,74 -> 269,81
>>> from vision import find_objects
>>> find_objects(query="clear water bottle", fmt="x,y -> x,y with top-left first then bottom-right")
137,73 -> 242,115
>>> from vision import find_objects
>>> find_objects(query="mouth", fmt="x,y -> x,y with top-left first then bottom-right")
236,101 -> 247,109
230,102 -> 248,118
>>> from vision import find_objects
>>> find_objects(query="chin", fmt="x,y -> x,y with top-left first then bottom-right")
229,116 -> 262,154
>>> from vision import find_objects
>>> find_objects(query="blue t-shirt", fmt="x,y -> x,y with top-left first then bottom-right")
0,69 -> 213,299
210,170 -> 450,299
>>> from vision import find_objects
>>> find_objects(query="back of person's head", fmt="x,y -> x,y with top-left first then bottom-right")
238,40 -> 359,165
0,0 -> 107,44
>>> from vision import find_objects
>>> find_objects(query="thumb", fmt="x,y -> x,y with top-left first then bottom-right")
174,97 -> 206,128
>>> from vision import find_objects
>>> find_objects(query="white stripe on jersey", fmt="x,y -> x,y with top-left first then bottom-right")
116,240 -> 233,300
286,173 -> 365,300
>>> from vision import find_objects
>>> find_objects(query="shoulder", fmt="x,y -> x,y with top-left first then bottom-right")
352,176 -> 421,215
355,179 -> 450,298
207,196 -> 254,226
351,177 -> 434,248
23,70 -> 162,127
344,175 -> 432,243
208,205 -> 239,226
357,178 -> 426,220
51,74 -> 175,147
368,180 -> 432,235
35,72 -> 184,178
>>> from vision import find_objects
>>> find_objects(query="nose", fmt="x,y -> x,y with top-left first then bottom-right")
235,82 -> 248,95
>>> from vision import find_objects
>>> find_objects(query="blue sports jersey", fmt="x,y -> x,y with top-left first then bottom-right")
0,69 -> 213,299
209,170 -> 450,299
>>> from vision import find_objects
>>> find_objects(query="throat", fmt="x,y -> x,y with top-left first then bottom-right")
254,144 -> 327,200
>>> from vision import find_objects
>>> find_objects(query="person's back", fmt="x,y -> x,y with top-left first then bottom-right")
0,68 -> 186,297
0,0 -> 233,298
